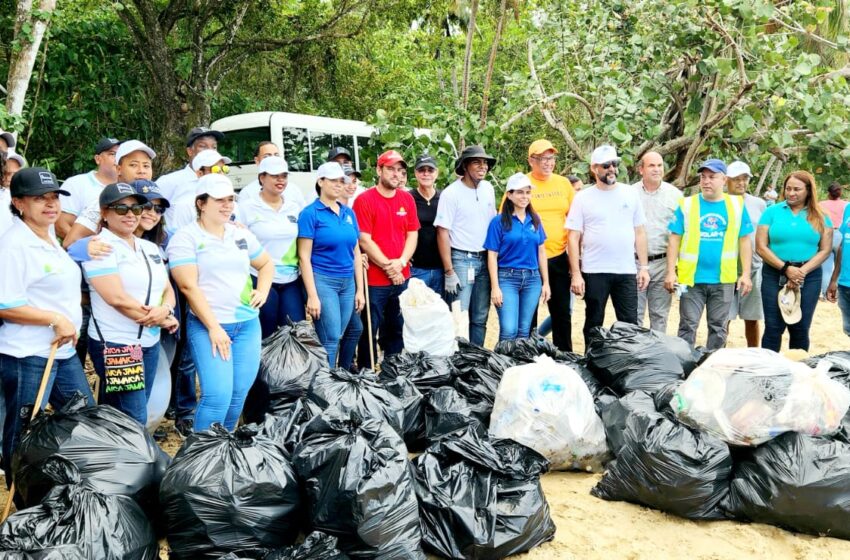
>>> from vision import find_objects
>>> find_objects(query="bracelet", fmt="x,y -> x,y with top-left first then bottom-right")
639,265 -> 649,270
780,261 -> 790,274
47,314 -> 60,330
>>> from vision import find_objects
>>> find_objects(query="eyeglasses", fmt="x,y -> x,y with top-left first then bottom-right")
532,155 -> 557,163
108,203 -> 150,216
599,160 -> 620,169
207,164 -> 230,175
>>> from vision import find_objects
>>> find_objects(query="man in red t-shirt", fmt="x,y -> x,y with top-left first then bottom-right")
353,150 -> 420,367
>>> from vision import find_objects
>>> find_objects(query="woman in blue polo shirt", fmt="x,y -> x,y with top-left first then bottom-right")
484,173 -> 551,341
827,204 -> 850,336
236,156 -> 305,339
297,162 -> 365,367
0,168 -> 94,478
756,171 -> 832,352
167,174 -> 274,432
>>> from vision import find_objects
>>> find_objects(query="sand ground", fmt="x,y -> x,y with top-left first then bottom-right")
4,295 -> 850,559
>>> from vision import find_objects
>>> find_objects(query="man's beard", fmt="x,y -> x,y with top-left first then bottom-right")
603,173 -> 617,185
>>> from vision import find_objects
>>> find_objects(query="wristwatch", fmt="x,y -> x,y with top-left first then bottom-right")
780,261 -> 790,274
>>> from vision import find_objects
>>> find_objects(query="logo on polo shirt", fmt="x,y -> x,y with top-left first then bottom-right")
397,206 -> 407,217
345,215 -> 353,225
235,238 -> 248,250
287,215 -> 297,224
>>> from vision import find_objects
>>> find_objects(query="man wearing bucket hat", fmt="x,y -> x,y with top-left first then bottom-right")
566,145 -> 650,345
665,158 -> 754,350
434,145 -> 498,346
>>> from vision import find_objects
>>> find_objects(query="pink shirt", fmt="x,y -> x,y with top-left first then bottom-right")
820,199 -> 847,229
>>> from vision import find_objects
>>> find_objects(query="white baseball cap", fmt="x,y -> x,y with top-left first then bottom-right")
192,149 -> 232,171
0,130 -> 15,149
6,149 -> 26,168
258,156 -> 288,175
195,173 -> 235,199
727,161 -> 753,178
505,172 -> 533,192
590,144 -> 619,165
115,140 -> 156,164
316,161 -> 351,183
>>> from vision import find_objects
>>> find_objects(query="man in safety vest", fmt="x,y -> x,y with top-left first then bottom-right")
664,158 -> 754,350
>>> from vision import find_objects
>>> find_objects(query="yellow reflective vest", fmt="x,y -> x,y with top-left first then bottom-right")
676,193 -> 744,287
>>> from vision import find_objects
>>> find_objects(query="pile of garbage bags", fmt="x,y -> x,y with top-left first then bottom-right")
214,532 -> 350,559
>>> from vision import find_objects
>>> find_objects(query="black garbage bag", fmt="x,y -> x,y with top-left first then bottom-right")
0,457 -> 157,560
412,429 -> 556,559
381,376 -> 426,450
493,333 -> 562,362
585,322 -> 686,395
0,545 -> 86,559
805,351 -> 850,388
723,432 -> 850,537
257,397 -> 323,455
12,392 -> 169,514
244,320 -> 329,423
307,368 -> 405,436
160,424 -> 301,560
424,387 -> 487,442
266,532 -> 350,560
379,352 -> 455,395
451,339 -> 515,407
292,408 -> 424,559
591,391 -> 732,519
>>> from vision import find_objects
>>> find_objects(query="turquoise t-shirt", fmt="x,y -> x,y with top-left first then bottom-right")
838,205 -> 850,287
668,195 -> 754,284
758,202 -> 831,262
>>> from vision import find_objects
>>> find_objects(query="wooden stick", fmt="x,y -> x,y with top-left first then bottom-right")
363,262 -> 375,370
1,342 -> 59,523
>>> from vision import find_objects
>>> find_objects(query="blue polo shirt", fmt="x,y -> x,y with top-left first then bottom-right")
759,201 -> 832,262
297,198 -> 360,278
837,205 -> 850,287
483,213 -> 546,270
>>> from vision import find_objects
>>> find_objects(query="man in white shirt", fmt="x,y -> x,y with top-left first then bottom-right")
56,137 -> 120,239
631,151 -> 683,333
567,145 -> 650,344
434,145 -> 497,346
726,160 -> 766,347
157,126 -> 225,228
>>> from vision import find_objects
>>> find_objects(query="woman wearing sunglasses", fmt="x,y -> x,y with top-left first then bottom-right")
236,156 -> 305,339
81,183 -> 178,425
168,174 -> 273,432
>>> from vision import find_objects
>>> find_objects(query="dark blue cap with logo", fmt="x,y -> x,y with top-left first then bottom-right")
10,167 -> 69,197
99,182 -> 147,207
131,179 -> 171,208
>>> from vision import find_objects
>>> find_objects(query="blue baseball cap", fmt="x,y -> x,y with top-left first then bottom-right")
697,158 -> 727,174
131,179 -> 170,208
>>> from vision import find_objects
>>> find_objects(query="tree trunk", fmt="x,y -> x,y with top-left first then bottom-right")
461,0 -> 479,111
479,0 -> 508,128
5,0 -> 57,127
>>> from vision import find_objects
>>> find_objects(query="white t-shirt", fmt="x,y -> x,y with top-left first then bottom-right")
156,165 -> 198,229
631,181 -> 683,256
167,222 -> 265,324
236,196 -> 301,284
0,218 -> 83,359
433,178 -> 496,252
74,199 -> 103,234
60,170 -> 106,217
565,183 -> 647,274
0,188 -> 12,238
82,228 -> 169,347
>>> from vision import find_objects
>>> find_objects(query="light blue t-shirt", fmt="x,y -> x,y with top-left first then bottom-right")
759,202 -> 832,262
669,195 -> 754,284
838,205 -> 850,287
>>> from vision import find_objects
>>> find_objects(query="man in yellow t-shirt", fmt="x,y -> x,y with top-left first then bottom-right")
525,139 -> 576,351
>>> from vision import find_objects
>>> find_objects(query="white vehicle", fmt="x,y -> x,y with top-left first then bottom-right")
211,111 -> 452,203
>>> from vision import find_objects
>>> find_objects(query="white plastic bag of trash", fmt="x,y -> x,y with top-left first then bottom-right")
671,347 -> 850,446
399,278 -> 458,356
489,355 -> 609,471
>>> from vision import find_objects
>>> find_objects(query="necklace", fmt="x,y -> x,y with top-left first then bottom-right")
418,187 -> 436,205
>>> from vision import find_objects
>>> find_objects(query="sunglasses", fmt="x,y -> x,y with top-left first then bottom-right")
108,203 -> 151,216
209,164 -> 230,175
599,160 -> 620,169
149,204 -> 166,215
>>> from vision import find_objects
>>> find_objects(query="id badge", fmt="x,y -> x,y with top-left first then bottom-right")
467,266 -> 475,284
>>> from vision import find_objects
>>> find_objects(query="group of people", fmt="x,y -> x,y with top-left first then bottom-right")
0,123 -> 848,479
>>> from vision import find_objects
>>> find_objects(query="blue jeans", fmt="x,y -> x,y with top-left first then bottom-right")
312,272 -> 355,369
254,276 -> 306,339
339,306 -> 363,372
495,268 -> 542,341
88,339 -> 159,426
186,314 -> 261,431
411,267 -> 445,301
838,285 -> 850,337
0,353 -> 94,480
761,265 -> 822,352
357,281 -> 407,370
450,249 -> 491,347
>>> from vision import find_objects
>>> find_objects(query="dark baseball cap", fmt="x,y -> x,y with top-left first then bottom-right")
414,154 -> 438,171
341,163 -> 362,178
327,147 -> 352,162
10,167 -> 69,198
99,182 -> 147,207
131,179 -> 171,208
95,137 -> 121,154
186,126 -> 224,147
